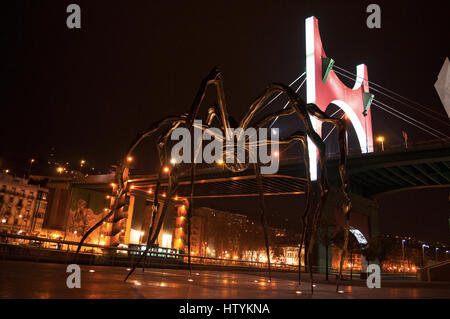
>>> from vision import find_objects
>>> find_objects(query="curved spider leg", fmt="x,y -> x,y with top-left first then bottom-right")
75,116 -> 187,255
281,134 -> 311,287
232,82 -> 329,293
123,65 -> 218,281
253,162 -> 272,282
274,132 -> 311,286
305,103 -> 351,292
187,163 -> 196,277
276,88 -> 329,295
124,122 -> 183,281
75,163 -> 129,255
187,67 -> 230,130
141,138 -> 171,273
124,156 -> 179,282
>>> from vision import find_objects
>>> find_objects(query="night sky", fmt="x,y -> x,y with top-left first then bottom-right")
1,1 -> 449,242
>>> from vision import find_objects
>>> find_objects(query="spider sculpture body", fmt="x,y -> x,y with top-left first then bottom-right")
76,67 -> 352,294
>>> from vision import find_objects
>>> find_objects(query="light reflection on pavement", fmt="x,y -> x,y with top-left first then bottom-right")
0,261 -> 449,299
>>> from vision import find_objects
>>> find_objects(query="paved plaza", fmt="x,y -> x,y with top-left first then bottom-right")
0,260 -> 449,299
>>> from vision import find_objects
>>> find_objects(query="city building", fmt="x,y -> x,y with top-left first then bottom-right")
0,173 -> 48,236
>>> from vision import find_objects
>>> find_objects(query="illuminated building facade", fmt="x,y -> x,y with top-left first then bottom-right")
0,173 -> 48,236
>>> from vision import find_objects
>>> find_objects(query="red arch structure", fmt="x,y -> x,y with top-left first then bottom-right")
305,16 -> 374,180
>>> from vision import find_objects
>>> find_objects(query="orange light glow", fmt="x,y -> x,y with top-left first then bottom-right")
127,156 -> 133,162
377,136 -> 384,142
147,189 -> 153,194
163,166 -> 170,173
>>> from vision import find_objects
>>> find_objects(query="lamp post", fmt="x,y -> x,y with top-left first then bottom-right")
377,136 -> 385,151
402,239 -> 406,263
422,244 -> 429,266
80,160 -> 86,173
28,158 -> 35,178
435,247 -> 439,262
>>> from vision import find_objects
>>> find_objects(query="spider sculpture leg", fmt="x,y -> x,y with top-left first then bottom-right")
187,163 -> 196,277
253,162 -> 272,281
278,133 -> 311,287
124,160 -> 179,282
75,116 -> 187,255
141,165 -> 164,273
305,103 -> 351,292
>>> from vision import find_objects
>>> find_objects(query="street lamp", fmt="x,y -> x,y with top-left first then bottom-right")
402,239 -> 406,261
435,247 -> 439,262
57,167 -> 64,175
422,244 -> 429,265
28,158 -> 35,177
377,136 -> 385,151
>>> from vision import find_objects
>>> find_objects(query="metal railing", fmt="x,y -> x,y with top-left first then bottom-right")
0,233 -> 303,271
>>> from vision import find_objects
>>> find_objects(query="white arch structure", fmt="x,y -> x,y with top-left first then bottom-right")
305,16 -> 374,181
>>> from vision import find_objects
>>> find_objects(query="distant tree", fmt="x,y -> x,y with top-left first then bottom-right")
361,235 -> 396,270
333,228 -> 361,280
316,214 -> 336,281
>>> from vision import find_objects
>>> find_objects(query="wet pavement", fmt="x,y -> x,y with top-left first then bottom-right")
0,260 -> 449,299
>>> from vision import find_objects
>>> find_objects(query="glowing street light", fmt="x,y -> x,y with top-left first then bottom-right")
28,158 -> 35,177
217,159 -> 224,165
402,239 -> 406,261
57,167 -> 64,174
377,136 -> 385,151
422,244 -> 429,265
435,247 -> 439,262
163,166 -> 170,173
170,158 -> 177,165
126,156 -> 133,162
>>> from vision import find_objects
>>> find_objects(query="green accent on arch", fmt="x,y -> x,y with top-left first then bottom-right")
322,57 -> 334,83
363,92 -> 374,116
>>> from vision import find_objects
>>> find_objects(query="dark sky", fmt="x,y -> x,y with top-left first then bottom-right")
1,1 -> 449,242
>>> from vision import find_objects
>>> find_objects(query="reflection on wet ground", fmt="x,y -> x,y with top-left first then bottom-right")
0,260 -> 449,299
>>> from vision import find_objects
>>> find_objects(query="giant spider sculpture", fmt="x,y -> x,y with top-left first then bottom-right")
75,67 -> 352,294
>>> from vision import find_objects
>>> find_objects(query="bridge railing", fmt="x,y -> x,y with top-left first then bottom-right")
0,233 -> 304,272
281,137 -> 450,163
